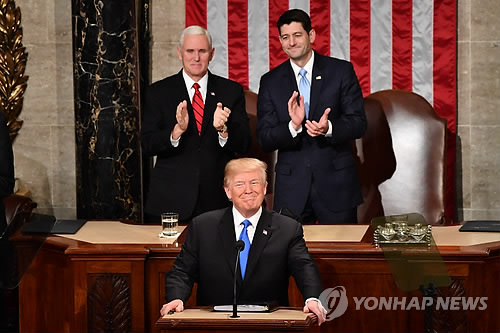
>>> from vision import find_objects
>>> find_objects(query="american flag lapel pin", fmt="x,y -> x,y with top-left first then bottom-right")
263,229 -> 268,236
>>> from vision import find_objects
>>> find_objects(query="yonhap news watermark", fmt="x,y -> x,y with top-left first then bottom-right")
319,286 -> 488,322
352,296 -> 488,311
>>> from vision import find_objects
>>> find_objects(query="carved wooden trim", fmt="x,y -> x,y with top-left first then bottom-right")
432,278 -> 467,333
87,274 -> 132,333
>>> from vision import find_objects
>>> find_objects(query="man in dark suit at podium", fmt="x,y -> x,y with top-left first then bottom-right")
161,158 -> 325,325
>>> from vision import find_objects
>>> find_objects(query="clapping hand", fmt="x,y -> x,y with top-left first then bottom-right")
213,102 -> 231,131
305,108 -> 331,137
288,91 -> 305,130
172,100 -> 189,140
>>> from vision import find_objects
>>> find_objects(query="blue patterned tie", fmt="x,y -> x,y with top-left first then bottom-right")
298,68 -> 310,118
238,219 -> 251,279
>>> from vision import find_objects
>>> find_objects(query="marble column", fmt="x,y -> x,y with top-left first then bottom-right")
72,0 -> 149,221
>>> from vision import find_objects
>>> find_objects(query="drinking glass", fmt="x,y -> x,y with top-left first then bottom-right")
161,212 -> 179,237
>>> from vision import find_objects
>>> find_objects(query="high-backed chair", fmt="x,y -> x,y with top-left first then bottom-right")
355,97 -> 397,223
243,90 -> 276,209
356,89 -> 448,225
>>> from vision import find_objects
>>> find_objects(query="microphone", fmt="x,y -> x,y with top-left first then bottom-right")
230,240 -> 245,318
235,239 -> 245,252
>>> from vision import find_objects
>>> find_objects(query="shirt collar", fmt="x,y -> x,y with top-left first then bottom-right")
182,70 -> 209,95
232,206 -> 263,229
290,51 -> 315,80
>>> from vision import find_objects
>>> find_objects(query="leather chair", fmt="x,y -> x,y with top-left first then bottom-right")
1,195 -> 37,332
355,97 -> 397,224
243,90 -> 276,209
356,89 -> 448,225
3,194 -> 37,238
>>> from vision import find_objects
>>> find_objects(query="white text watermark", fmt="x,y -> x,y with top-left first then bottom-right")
319,287 -> 488,322
352,296 -> 488,311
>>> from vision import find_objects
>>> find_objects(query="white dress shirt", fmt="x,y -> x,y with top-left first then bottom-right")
232,206 -> 262,243
182,70 -> 208,103
170,70 -> 227,147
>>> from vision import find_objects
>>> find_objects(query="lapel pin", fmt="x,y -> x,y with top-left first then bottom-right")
263,230 -> 268,236
210,92 -> 215,96
316,75 -> 322,80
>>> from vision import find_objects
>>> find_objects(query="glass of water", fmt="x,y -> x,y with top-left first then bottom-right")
161,212 -> 179,237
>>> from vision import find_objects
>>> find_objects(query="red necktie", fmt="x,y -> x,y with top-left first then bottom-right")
192,83 -> 204,135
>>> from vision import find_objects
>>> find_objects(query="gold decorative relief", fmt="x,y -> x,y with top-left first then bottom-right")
0,0 -> 28,143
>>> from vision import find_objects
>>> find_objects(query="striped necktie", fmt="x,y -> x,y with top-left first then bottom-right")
192,83 -> 204,134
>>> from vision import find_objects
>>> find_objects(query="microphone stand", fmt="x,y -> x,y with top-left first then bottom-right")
231,240 -> 245,318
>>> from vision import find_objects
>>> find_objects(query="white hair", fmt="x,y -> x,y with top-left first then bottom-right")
179,25 -> 213,50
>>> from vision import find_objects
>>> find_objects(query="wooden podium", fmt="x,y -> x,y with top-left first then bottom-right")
155,308 -> 315,332
16,222 -> 500,333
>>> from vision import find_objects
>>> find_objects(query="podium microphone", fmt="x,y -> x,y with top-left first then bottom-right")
231,240 -> 245,318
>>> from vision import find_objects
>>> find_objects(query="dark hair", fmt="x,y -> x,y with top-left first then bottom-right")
277,9 -> 312,35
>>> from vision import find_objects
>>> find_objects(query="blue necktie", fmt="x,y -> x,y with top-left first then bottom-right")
298,68 -> 310,118
238,219 -> 251,279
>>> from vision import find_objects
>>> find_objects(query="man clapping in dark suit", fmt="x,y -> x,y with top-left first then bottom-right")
257,9 -> 367,224
161,158 -> 325,326
141,26 -> 251,223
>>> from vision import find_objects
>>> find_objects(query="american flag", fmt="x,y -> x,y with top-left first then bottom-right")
185,0 -> 457,218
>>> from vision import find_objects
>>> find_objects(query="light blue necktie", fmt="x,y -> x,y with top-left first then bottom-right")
238,219 -> 251,279
298,68 -> 310,118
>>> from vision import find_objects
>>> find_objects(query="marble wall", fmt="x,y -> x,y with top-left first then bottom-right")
457,0 -> 500,220
14,0 -> 75,218
72,0 -> 143,220
11,0 -> 499,221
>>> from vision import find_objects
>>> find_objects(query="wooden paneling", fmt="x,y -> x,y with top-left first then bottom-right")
18,230 -> 500,333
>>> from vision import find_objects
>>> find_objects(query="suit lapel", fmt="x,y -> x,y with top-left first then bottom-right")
175,70 -> 199,135
282,62 -> 298,99
243,209 -> 274,281
278,62 -> 301,123
310,51 -> 325,120
201,72 -> 217,136
218,208 -> 243,285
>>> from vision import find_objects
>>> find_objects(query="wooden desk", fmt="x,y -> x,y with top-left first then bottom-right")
17,223 -> 500,333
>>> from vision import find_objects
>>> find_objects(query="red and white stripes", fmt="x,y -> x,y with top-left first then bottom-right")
185,0 -> 456,217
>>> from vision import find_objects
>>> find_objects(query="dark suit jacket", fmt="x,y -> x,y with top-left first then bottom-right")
257,52 -> 367,216
141,71 -> 251,220
0,113 -> 15,235
166,207 -> 322,306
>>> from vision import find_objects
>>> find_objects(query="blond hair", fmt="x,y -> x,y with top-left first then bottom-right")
224,158 -> 267,187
